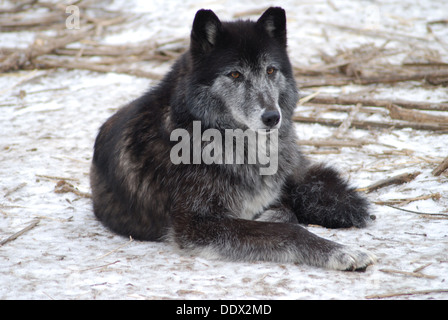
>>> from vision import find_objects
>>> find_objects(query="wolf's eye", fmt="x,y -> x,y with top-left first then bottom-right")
267,67 -> 276,75
229,71 -> 241,79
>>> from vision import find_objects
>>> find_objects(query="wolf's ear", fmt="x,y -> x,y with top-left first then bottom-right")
256,7 -> 287,46
191,9 -> 222,54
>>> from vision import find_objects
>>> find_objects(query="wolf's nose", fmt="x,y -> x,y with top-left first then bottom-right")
261,110 -> 280,128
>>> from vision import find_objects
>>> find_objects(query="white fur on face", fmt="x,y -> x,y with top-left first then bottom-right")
210,63 -> 284,131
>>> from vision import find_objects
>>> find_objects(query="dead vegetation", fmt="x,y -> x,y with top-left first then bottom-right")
2,2 -> 448,84
1,0 -> 448,301
1,1 -> 447,204
0,1 -> 185,76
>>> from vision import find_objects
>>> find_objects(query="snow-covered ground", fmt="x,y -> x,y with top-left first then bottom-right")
1,0 -> 447,300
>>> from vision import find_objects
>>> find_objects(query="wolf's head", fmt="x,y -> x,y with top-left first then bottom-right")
186,7 -> 298,132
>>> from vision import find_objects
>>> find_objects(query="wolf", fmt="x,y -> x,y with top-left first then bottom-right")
90,7 -> 376,270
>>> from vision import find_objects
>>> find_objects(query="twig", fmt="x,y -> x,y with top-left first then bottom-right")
356,172 -> 421,193
1,10 -> 132,73
373,193 -> 441,206
403,61 -> 448,68
302,103 -> 389,117
297,41 -> 394,76
0,219 -> 40,246
388,104 -> 448,123
320,21 -> 432,44
366,288 -> 448,299
426,24 -> 448,53
36,174 -> 79,182
54,180 -> 91,198
293,115 -> 448,131
4,182 -> 27,198
296,62 -> 448,87
421,215 -> 448,220
297,75 -> 354,88
306,149 -> 341,155
0,0 -> 37,14
427,19 -> 448,25
298,139 -> 366,148
413,262 -> 433,273
34,57 -> 163,80
77,260 -> 121,272
379,268 -> 436,279
332,103 -> 361,138
0,27 -> 95,73
0,12 -> 66,31
356,69 -> 448,85
298,91 -> 321,105
404,231 -> 427,237
303,93 -> 448,112
384,205 -> 448,217
432,156 -> 448,176
96,237 -> 134,260
0,69 -> 49,96
52,42 -> 178,61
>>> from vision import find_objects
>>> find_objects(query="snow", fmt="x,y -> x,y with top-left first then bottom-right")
1,0 -> 447,300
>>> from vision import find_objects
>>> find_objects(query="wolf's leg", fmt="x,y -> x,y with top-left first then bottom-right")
284,164 -> 371,228
172,214 -> 375,270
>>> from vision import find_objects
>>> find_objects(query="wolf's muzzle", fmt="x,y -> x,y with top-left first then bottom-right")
261,110 -> 281,128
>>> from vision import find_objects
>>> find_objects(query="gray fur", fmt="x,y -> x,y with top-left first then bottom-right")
90,7 -> 376,271
210,61 -> 283,131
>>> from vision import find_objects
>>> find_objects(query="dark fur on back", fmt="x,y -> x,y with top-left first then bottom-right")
90,7 -> 376,270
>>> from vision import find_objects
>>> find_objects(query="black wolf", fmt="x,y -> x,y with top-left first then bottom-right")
90,7 -> 376,270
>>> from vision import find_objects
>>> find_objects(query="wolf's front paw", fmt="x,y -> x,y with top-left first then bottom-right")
327,246 -> 376,271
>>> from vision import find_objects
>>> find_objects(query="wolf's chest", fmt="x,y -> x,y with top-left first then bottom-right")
237,181 -> 281,220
